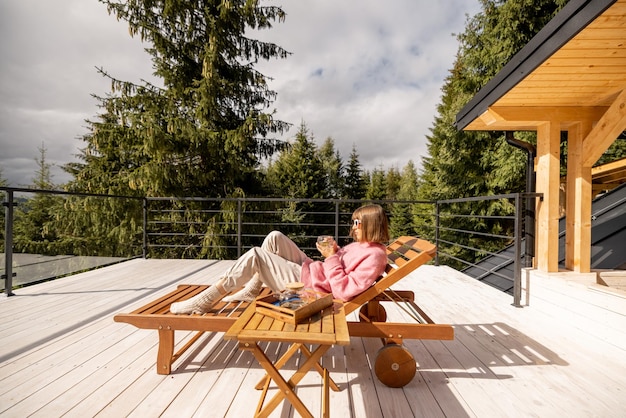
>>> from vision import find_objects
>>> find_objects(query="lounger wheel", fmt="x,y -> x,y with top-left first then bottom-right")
374,344 -> 416,388
359,303 -> 387,322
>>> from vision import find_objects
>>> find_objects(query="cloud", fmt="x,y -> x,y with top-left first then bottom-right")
0,0 -> 153,186
255,0 -> 479,171
0,0 -> 481,187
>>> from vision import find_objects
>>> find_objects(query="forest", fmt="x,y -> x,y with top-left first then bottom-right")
2,0 -> 625,265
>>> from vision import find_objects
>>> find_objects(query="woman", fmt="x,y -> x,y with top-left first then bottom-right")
170,204 -> 389,314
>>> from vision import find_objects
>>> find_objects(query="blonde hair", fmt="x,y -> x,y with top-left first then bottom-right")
351,204 -> 390,244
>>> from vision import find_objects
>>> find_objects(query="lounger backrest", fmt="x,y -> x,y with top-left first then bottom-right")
343,236 -> 436,315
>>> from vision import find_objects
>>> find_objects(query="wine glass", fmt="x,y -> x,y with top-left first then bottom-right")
316,235 -> 334,249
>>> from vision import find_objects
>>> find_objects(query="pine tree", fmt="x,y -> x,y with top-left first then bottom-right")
317,137 -> 344,199
13,143 -> 63,254
58,0 -> 292,258
421,0 -> 568,200
366,166 -> 386,201
390,161 -> 422,239
266,122 -> 326,199
264,122 -> 328,247
417,0 -> 569,266
66,0 -> 290,198
385,166 -> 401,201
343,145 -> 367,200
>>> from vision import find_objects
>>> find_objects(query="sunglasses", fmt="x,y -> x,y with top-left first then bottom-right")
352,219 -> 361,227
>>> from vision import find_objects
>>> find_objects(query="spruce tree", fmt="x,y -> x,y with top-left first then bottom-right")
58,0 -> 292,258
390,161 -> 422,239
366,166 -> 386,201
264,122 -> 328,247
343,145 -> 367,200
421,0 -> 568,200
13,143 -> 63,255
317,137 -> 344,199
385,166 -> 401,201
266,122 -> 326,199
417,0 -> 568,266
66,0 -> 290,198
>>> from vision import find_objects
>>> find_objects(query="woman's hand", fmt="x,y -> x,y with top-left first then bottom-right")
316,238 -> 337,258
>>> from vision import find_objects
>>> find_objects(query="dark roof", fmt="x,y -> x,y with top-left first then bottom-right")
463,183 -> 626,294
454,0 -> 617,131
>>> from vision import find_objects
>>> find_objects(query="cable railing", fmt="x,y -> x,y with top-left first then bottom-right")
435,193 -> 541,305
143,197 -> 436,260
1,187 -> 539,306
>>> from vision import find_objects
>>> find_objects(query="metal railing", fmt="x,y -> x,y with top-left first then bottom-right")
1,187 -> 145,295
435,193 -> 541,306
2,187 -> 538,305
143,197 -> 436,259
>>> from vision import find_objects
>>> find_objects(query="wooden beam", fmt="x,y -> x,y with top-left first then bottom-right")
582,88 -> 626,166
486,106 -> 608,124
565,122 -> 593,273
535,122 -> 561,272
472,106 -> 608,131
478,108 -> 505,126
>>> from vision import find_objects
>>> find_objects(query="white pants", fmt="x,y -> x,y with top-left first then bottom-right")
220,231 -> 310,293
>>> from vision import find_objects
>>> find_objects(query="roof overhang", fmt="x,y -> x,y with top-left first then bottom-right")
454,0 -> 625,132
453,0 -> 626,273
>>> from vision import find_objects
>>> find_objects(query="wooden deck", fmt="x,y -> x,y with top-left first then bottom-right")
0,259 -> 624,417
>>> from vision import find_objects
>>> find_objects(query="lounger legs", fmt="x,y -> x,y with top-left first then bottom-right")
157,329 -> 175,375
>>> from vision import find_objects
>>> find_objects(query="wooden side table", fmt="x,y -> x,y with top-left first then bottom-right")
224,300 -> 350,418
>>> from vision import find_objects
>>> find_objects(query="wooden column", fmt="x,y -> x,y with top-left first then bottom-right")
565,122 -> 593,273
535,121 -> 561,272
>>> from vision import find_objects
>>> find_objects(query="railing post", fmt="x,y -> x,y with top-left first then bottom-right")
334,201 -> 340,241
524,192 -> 535,268
142,198 -> 148,259
237,199 -> 242,258
3,190 -> 16,296
434,201 -> 440,266
513,194 -> 523,307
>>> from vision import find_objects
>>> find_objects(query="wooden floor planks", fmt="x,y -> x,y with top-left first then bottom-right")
0,259 -> 625,417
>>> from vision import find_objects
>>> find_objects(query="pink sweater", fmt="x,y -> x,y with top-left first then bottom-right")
300,241 -> 387,301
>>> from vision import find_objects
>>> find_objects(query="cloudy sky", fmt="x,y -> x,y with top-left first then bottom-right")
0,0 -> 481,187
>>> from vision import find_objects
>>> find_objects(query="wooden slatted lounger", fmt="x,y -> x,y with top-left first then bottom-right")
114,236 -> 454,387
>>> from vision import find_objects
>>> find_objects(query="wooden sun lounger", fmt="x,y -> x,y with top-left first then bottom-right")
114,236 -> 454,386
